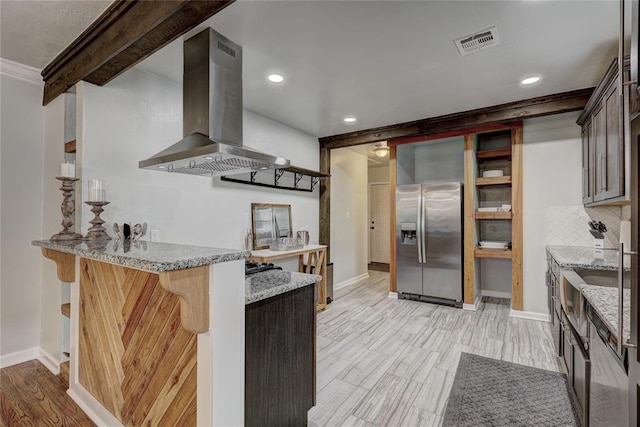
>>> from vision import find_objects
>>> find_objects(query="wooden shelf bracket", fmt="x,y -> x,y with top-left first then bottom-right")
158,265 -> 210,334
41,248 -> 75,282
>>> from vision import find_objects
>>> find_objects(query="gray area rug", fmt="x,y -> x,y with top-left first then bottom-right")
442,353 -> 580,427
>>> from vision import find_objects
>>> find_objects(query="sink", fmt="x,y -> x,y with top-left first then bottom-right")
572,268 -> 619,288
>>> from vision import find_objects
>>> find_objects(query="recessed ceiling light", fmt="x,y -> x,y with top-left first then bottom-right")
344,116 -> 357,124
521,76 -> 540,85
267,74 -> 284,83
158,166 -> 166,169
204,156 -> 213,160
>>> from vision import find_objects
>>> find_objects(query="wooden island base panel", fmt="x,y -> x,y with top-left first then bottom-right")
79,258 -> 197,426
33,239 -> 249,427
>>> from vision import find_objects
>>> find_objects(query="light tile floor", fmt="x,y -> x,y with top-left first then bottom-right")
308,271 -> 561,426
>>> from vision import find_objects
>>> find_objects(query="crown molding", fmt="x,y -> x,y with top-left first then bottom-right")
0,58 -> 43,85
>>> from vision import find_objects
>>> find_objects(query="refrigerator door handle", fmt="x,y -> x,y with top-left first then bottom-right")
422,191 -> 427,263
417,194 -> 423,264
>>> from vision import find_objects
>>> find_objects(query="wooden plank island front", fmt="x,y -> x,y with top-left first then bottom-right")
33,239 -> 249,426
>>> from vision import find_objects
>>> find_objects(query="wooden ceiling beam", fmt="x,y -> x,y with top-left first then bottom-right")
41,0 -> 235,106
319,87 -> 595,149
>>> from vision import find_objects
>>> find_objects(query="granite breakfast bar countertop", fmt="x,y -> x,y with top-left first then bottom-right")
245,270 -> 321,304
546,245 -> 631,271
32,239 -> 250,273
579,284 -> 631,342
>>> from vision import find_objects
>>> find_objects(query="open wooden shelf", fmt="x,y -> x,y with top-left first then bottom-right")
476,147 -> 511,160
61,303 -> 70,318
283,166 -> 329,177
474,211 -> 512,220
474,248 -> 512,259
64,140 -> 76,153
476,176 -> 512,186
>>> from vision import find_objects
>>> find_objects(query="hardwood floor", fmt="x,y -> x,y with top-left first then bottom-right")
1,360 -> 95,426
309,271 -> 561,426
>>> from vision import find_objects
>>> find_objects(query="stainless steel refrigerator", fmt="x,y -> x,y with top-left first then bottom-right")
396,182 -> 464,307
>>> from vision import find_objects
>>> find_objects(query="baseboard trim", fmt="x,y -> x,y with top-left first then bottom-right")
388,292 -> 398,299
510,309 -> 551,323
463,295 -> 481,311
68,384 -> 124,427
37,348 -> 61,375
0,347 -> 40,369
334,273 -> 370,290
481,290 -> 512,299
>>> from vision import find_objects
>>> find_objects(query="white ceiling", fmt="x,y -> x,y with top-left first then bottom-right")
0,1 -> 624,139
0,0 -> 110,71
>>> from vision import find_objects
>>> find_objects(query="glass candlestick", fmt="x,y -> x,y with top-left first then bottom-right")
84,201 -> 112,241
50,177 -> 83,241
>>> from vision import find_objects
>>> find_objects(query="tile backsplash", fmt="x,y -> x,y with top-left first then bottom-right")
548,205 -> 627,248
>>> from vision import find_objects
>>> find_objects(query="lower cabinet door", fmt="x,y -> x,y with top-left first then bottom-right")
589,321 -> 628,427
571,332 -> 591,425
552,306 -> 562,356
561,313 -> 573,375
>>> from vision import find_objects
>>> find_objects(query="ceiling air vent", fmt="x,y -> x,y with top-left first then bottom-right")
454,26 -> 500,56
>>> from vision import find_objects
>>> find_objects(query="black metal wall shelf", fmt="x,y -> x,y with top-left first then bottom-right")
220,166 -> 329,192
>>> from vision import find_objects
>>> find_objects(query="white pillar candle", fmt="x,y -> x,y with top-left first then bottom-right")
60,162 -> 76,178
88,180 -> 106,202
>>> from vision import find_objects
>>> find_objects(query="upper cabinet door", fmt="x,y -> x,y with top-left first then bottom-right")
581,121 -> 593,204
577,57 -> 627,206
594,82 -> 624,201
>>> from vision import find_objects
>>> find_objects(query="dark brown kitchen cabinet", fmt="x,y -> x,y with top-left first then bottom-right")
245,285 -> 316,427
581,122 -> 594,204
577,57 -> 627,206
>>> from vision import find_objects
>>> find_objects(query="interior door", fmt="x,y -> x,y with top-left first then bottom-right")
370,183 -> 390,264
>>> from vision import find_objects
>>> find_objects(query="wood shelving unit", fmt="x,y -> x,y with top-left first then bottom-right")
474,211 -> 512,220
464,124 -> 523,311
474,248 -> 513,259
475,176 -> 512,186
61,303 -> 70,318
476,147 -> 511,160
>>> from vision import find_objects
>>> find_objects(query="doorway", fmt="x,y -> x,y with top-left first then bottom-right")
369,182 -> 390,271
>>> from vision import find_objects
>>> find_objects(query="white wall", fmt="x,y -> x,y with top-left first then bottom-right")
39,95 -> 70,366
414,137 -> 464,184
77,69 -> 319,267
0,74 -> 44,360
331,148 -> 369,285
396,145 -> 415,186
368,165 -> 389,183
523,112 -> 583,315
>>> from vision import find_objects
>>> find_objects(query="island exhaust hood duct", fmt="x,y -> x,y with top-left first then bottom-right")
139,28 -> 290,176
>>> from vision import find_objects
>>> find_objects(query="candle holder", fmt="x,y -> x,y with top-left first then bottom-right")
84,201 -> 112,241
51,177 -> 83,241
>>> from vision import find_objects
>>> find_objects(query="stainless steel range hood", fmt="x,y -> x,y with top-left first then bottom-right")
139,28 -> 289,176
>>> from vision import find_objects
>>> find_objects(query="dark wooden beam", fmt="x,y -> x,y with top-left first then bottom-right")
319,87 -> 595,149
41,0 -> 235,106
319,148 -> 331,263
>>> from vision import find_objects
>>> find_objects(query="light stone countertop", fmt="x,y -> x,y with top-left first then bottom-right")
579,284 -> 630,342
32,239 -> 250,273
546,245 -> 630,272
245,270 -> 321,305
